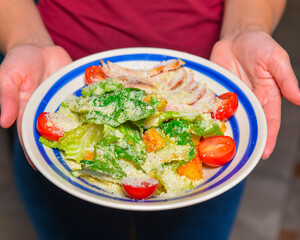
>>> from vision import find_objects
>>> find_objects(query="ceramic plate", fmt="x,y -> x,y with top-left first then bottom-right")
22,48 -> 267,211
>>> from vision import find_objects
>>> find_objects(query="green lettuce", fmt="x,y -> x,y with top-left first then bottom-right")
81,79 -> 124,97
191,120 -> 223,137
79,145 -> 126,179
158,116 -> 223,161
77,123 -> 146,179
101,123 -> 146,166
140,111 -> 203,128
71,88 -> 159,127
160,119 -> 195,161
39,124 -> 103,162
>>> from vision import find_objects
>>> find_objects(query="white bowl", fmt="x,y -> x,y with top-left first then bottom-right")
22,47 -> 267,211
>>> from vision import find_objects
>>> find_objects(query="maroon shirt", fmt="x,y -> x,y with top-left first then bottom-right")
38,0 -> 223,60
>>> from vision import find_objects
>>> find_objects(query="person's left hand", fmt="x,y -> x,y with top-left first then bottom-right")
210,29 -> 300,159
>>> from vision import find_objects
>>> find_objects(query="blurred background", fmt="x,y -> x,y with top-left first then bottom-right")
0,0 -> 299,239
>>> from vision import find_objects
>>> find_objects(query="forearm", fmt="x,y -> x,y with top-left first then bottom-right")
0,0 -> 53,54
221,0 -> 286,38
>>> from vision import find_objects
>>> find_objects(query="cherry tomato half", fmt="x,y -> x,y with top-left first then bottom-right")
198,136 -> 236,167
36,112 -> 64,141
85,66 -> 107,85
121,177 -> 159,200
211,92 -> 238,121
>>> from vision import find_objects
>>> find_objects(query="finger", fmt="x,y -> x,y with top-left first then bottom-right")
269,50 -> 300,105
259,95 -> 282,159
17,110 -> 37,170
0,70 -> 20,128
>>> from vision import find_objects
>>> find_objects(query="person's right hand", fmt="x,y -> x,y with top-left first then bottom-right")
0,44 -> 72,166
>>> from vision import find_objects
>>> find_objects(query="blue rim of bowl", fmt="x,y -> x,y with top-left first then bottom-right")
33,53 -> 257,203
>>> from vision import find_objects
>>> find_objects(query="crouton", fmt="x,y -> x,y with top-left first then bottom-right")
84,150 -> 95,161
177,153 -> 203,180
219,121 -> 227,134
143,128 -> 165,152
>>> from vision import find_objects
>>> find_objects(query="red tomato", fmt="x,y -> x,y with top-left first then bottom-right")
198,136 -> 236,167
36,112 -> 64,141
121,177 -> 159,200
211,92 -> 238,121
85,66 -> 107,85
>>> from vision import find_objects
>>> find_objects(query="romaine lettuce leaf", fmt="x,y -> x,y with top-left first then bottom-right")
81,79 -> 124,97
190,120 -> 223,137
80,144 -> 126,179
101,123 -> 146,166
71,88 -> 159,127
78,123 -> 146,179
158,117 -> 223,161
140,111 -> 203,128
153,163 -> 194,194
39,124 -> 103,162
160,119 -> 195,161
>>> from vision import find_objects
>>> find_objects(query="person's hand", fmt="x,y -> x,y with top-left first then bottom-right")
210,29 -> 300,159
0,44 -> 72,166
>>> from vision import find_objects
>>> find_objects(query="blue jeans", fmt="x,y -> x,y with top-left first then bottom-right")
13,136 -> 245,240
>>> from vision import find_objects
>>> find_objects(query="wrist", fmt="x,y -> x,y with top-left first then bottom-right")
220,0 -> 286,41
220,24 -> 269,41
5,30 -> 54,54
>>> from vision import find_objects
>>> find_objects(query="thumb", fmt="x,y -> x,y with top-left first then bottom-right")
0,67 -> 21,128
